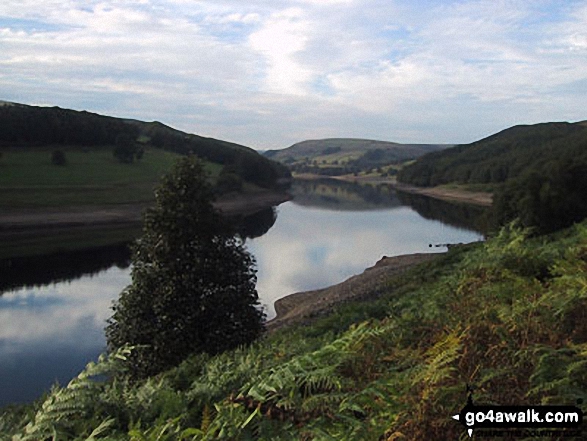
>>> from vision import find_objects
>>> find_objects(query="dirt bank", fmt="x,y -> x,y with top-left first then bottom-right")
0,190 -> 291,231
267,252 -> 441,331
392,183 -> 492,207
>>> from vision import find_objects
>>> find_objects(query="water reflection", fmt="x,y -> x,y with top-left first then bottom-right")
0,244 -> 131,294
0,181 -> 485,405
247,202 -> 482,319
290,179 -> 402,210
0,208 -> 278,296
396,191 -> 490,234
0,265 -> 130,405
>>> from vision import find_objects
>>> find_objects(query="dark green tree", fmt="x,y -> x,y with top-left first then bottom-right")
51,149 -> 67,166
113,133 -> 143,163
492,160 -> 587,234
105,156 -> 265,379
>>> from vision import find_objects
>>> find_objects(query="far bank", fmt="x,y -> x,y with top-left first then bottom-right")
293,173 -> 492,207
0,189 -> 291,259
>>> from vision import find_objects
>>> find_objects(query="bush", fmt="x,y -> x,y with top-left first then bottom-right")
105,156 -> 265,379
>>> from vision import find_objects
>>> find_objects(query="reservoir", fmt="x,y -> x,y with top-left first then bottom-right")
0,179 -> 485,406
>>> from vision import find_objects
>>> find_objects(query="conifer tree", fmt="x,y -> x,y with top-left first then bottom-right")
105,156 -> 264,379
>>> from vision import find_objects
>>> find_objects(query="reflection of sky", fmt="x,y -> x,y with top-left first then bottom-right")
0,201 -> 482,405
247,202 -> 482,318
0,266 -> 130,405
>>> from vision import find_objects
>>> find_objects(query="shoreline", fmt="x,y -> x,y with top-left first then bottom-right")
267,252 -> 441,331
0,190 -> 291,259
0,190 -> 292,231
293,173 -> 492,207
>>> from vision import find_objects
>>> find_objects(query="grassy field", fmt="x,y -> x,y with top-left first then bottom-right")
0,147 -> 221,208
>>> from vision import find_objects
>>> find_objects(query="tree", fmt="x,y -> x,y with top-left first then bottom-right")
492,159 -> 587,234
113,133 -> 143,163
51,150 -> 67,166
105,156 -> 265,379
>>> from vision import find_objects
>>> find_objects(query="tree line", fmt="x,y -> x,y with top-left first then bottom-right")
398,122 -> 587,187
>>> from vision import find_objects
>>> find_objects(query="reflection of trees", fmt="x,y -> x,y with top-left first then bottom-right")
0,244 -> 132,294
291,179 -> 401,211
231,207 -> 278,241
396,191 -> 489,234
0,208 -> 281,293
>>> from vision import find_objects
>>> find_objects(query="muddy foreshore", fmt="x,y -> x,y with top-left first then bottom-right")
267,252 -> 441,331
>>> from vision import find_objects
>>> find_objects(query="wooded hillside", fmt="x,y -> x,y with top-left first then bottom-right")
397,121 -> 587,187
0,102 -> 290,190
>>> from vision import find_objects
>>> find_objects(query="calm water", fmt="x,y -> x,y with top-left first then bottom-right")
0,180 -> 485,405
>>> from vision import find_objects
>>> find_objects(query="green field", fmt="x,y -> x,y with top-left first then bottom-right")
0,147 -> 221,208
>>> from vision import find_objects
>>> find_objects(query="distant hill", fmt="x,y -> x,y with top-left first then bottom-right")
0,102 -> 290,190
264,138 -> 449,176
397,121 -> 587,187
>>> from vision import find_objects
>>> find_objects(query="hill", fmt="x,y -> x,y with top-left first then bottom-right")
264,138 -> 449,176
397,120 -> 587,233
397,121 -> 587,188
0,102 -> 291,196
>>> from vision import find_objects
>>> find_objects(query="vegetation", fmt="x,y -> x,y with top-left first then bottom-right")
2,220 -> 586,439
264,138 -> 447,177
493,159 -> 587,234
113,133 -> 144,164
105,157 -> 265,380
398,121 -> 587,234
50,150 -> 67,166
398,121 -> 587,188
0,102 -> 291,199
0,147 -> 187,207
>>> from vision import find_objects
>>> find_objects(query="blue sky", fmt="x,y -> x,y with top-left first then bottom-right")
1,0 -> 586,149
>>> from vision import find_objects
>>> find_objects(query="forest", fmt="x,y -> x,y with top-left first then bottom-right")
397,121 -> 587,188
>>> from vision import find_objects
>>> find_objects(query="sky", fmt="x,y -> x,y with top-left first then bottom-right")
1,0 -> 586,149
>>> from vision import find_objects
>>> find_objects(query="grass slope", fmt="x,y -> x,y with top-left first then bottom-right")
0,104 -> 290,207
3,221 -> 586,439
0,147 -> 223,208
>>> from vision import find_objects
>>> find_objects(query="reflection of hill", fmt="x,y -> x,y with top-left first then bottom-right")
396,191 -> 489,234
290,179 -> 402,211
231,207 -> 278,241
0,209 -> 280,294
0,244 -> 132,294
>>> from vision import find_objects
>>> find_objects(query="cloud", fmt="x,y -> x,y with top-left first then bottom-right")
0,0 -> 586,147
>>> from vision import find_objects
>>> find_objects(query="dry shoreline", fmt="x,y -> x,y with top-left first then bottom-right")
267,252 -> 441,330
293,173 -> 493,207
0,190 -> 292,231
